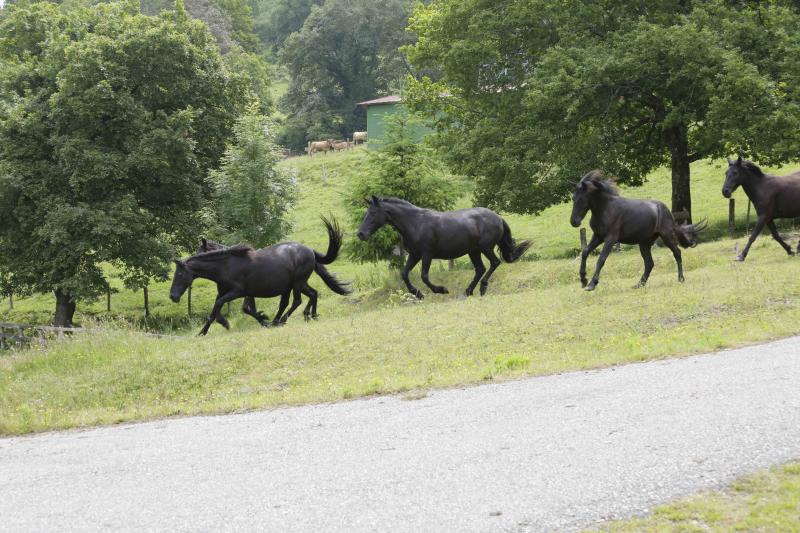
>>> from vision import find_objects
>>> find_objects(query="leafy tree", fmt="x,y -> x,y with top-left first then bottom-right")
0,0 -> 249,326
346,113 -> 456,266
406,0 -> 800,220
278,0 -> 415,151
223,45 -> 273,114
251,0 -> 323,53
207,108 -> 296,248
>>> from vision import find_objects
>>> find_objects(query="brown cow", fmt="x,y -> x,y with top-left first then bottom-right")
309,139 -> 334,157
331,140 -> 350,151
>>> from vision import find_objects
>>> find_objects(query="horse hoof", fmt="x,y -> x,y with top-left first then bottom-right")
437,287 -> 449,295
633,283 -> 646,289
312,314 -> 319,320
465,289 -> 473,297
413,291 -> 424,299
584,283 -> 597,292
580,280 -> 588,288
679,277 -> 685,283
735,254 -> 746,262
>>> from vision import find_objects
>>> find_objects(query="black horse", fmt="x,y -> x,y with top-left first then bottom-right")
357,196 -> 531,297
570,170 -> 706,291
722,156 -> 800,261
196,238 -> 271,329
170,218 -> 351,335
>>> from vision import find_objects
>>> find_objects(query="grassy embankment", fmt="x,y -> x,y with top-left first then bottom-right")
590,462 -> 800,532
2,150 -> 800,434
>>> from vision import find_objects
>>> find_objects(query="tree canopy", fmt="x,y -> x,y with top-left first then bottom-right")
406,0 -> 800,219
0,0 -> 250,325
277,0 -> 415,151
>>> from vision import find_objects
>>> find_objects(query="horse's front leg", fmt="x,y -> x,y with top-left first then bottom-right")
420,255 -> 448,294
199,290 -> 242,336
401,253 -> 423,299
585,239 -> 617,291
737,215 -> 768,261
580,234 -> 603,288
767,221 -> 794,256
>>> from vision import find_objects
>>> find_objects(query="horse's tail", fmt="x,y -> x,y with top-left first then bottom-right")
314,263 -> 352,295
498,219 -> 533,263
313,215 -> 343,265
675,218 -> 708,248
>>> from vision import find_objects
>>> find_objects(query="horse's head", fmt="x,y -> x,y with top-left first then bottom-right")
357,195 -> 388,240
169,260 -> 195,302
570,171 -> 600,227
723,156 -> 763,198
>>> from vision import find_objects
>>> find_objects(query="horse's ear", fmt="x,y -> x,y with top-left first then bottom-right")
364,196 -> 372,206
736,155 -> 743,165
200,237 -> 208,248
371,194 -> 380,205
726,157 -> 732,165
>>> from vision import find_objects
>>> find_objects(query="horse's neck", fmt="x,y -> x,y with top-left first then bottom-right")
385,203 -> 426,238
589,193 -> 615,216
742,175 -> 768,205
187,257 -> 228,283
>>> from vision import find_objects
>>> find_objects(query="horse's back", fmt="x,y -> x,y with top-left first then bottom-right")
770,171 -> 800,217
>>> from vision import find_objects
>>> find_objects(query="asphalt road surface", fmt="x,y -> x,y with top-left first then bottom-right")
2,337 -> 799,532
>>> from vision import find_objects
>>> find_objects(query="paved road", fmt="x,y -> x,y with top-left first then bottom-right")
2,338 -> 800,532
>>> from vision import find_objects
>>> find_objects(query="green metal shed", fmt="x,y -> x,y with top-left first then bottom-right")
356,95 -> 432,148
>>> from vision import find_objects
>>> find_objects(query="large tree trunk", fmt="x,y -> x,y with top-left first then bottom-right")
670,124 -> 692,223
54,288 -> 76,327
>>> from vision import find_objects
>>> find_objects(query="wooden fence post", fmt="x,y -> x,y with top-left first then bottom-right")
106,288 -> 111,312
728,198 -> 736,238
8,291 -> 12,310
580,228 -> 587,251
746,201 -> 751,233
448,259 -> 455,271
143,286 -> 150,317
187,286 -> 192,316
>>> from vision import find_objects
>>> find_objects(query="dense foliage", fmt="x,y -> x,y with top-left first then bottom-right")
277,0 -> 415,151
346,113 -> 456,266
0,0 -> 250,325
406,0 -> 800,219
207,109 -> 296,248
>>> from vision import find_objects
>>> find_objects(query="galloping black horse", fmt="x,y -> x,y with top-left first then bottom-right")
170,218 -> 351,335
570,171 -> 706,291
357,196 -> 531,297
722,156 -> 800,261
196,238 -> 270,329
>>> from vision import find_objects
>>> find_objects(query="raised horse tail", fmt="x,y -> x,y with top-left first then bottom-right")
498,219 -> 533,263
314,216 -> 343,265
675,218 -> 708,248
314,263 -> 352,295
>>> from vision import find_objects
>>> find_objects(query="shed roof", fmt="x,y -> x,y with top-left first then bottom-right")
356,95 -> 402,107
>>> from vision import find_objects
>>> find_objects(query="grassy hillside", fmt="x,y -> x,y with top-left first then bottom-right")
0,149 -> 794,328
3,151 -> 800,434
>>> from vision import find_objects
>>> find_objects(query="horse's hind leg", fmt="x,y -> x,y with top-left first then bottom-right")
660,234 -> 684,282
767,221 -> 794,256
634,240 -> 655,288
478,248 -> 502,296
271,292 -> 290,326
299,282 -> 318,321
465,252 -> 486,296
420,255 -> 448,294
279,287 -> 303,324
242,297 -> 269,326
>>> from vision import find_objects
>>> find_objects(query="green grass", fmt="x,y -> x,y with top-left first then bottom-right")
3,152 -> 800,435
590,462 -> 800,532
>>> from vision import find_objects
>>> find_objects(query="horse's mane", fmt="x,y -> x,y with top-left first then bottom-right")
740,159 -> 765,178
580,170 -> 620,196
190,244 -> 253,262
378,197 -> 418,208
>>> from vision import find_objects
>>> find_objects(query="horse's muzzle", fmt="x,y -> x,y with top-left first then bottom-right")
357,231 -> 367,241
170,294 -> 181,303
569,218 -> 581,228
722,188 -> 731,198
